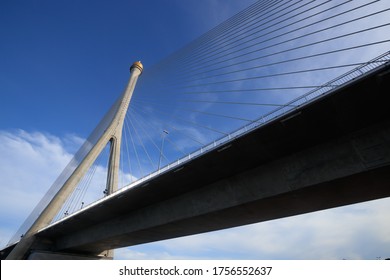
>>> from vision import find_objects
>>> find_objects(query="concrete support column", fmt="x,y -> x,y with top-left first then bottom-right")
106,134 -> 122,195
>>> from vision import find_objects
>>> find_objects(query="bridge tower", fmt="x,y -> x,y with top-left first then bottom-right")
6,61 -> 143,260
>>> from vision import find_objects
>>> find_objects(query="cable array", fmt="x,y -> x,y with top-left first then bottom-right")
61,0 -> 390,215
124,0 -> 390,181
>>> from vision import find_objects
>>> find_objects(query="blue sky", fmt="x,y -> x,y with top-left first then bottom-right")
1,0 -> 390,259
1,0 -> 251,136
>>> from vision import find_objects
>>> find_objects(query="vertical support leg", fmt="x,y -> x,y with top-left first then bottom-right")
106,133 -> 122,194
102,129 -> 123,259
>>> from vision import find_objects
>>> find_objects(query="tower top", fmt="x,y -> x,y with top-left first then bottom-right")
130,61 -> 143,74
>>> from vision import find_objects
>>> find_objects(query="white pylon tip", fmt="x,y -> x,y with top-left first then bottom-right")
130,61 -> 143,74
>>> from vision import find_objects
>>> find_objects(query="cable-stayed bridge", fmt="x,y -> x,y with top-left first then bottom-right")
1,0 -> 390,259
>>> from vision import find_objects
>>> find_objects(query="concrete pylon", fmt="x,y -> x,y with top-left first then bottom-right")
6,61 -> 143,260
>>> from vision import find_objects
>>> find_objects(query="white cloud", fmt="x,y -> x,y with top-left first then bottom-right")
0,130 -> 74,247
0,130 -> 73,207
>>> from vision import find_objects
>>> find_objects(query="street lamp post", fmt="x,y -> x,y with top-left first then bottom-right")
158,130 -> 169,171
